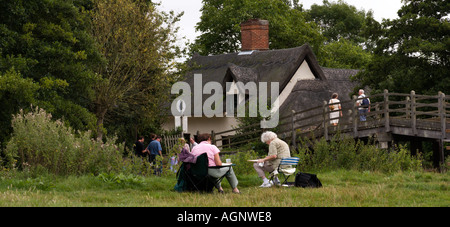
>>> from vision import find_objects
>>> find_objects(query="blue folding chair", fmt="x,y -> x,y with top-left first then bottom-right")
270,157 -> 300,186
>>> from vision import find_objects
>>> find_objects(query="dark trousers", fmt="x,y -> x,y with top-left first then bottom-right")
149,154 -> 162,175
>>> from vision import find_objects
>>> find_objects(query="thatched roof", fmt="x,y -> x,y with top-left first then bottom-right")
182,44 -> 359,118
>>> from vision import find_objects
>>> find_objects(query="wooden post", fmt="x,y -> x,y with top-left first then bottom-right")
384,89 -> 390,132
438,92 -> 446,172
323,101 -> 329,141
162,135 -> 168,153
411,90 -> 417,135
439,139 -> 445,173
438,92 -> 446,139
180,116 -> 183,137
406,96 -> 410,119
291,110 -> 296,149
375,104 -> 380,120
352,95 -> 358,138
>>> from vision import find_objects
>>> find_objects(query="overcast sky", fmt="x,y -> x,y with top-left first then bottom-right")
157,0 -> 404,51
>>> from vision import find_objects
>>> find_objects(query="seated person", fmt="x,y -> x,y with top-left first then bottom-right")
190,133 -> 240,194
254,131 -> 291,187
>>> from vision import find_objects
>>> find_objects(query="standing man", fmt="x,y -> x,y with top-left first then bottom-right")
134,136 -> 147,158
357,89 -> 370,121
147,135 -> 163,175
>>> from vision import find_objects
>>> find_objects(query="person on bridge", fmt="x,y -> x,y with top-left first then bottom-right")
357,89 -> 370,121
329,93 -> 342,126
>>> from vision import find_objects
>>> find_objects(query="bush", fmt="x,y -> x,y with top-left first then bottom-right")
295,134 -> 423,173
3,107 -> 124,176
221,150 -> 259,175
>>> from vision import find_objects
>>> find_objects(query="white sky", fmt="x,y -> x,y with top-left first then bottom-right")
157,0 -> 404,52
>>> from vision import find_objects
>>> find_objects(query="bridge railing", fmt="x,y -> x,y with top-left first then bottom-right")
210,90 -> 448,149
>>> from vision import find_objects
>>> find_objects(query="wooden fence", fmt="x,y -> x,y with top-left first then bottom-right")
210,90 -> 449,152
161,134 -> 181,153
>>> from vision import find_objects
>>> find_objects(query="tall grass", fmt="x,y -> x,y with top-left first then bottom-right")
295,134 -> 424,173
2,107 -> 124,176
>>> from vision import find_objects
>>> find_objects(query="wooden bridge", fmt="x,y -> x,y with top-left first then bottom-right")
211,90 -> 449,170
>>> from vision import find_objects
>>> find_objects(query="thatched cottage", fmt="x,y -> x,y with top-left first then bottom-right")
163,19 -> 359,144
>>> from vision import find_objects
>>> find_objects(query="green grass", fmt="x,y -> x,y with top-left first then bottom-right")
0,170 -> 448,207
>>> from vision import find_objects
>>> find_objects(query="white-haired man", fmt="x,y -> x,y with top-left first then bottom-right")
357,89 -> 370,121
254,131 -> 291,187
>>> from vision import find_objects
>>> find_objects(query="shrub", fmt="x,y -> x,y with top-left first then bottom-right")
3,107 -> 124,176
221,150 -> 259,175
296,134 -> 423,173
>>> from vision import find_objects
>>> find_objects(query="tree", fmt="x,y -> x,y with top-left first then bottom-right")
307,0 -> 373,44
321,39 -> 372,69
191,0 -> 378,69
353,0 -> 449,95
0,0 -> 101,143
190,0 -> 324,56
89,0 -> 183,140
305,0 -> 380,69
0,69 -> 38,148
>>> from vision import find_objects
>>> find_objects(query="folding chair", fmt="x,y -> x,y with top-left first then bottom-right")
270,157 -> 300,186
174,153 -> 216,193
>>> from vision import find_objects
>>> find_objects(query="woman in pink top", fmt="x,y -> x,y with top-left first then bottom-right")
191,133 -> 240,194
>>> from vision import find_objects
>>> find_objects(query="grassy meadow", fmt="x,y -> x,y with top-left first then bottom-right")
0,170 -> 448,207
1,109 -> 448,207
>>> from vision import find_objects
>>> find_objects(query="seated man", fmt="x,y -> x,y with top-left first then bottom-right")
254,131 -> 291,187
190,133 -> 240,194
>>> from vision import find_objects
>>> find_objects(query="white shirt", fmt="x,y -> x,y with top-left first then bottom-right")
357,94 -> 370,110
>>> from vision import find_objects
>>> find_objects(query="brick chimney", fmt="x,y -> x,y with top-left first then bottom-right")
240,19 -> 269,51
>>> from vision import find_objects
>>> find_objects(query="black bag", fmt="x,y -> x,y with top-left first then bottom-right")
295,172 -> 322,188
362,98 -> 370,108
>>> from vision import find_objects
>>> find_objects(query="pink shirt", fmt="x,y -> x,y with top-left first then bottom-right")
191,141 -> 220,167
